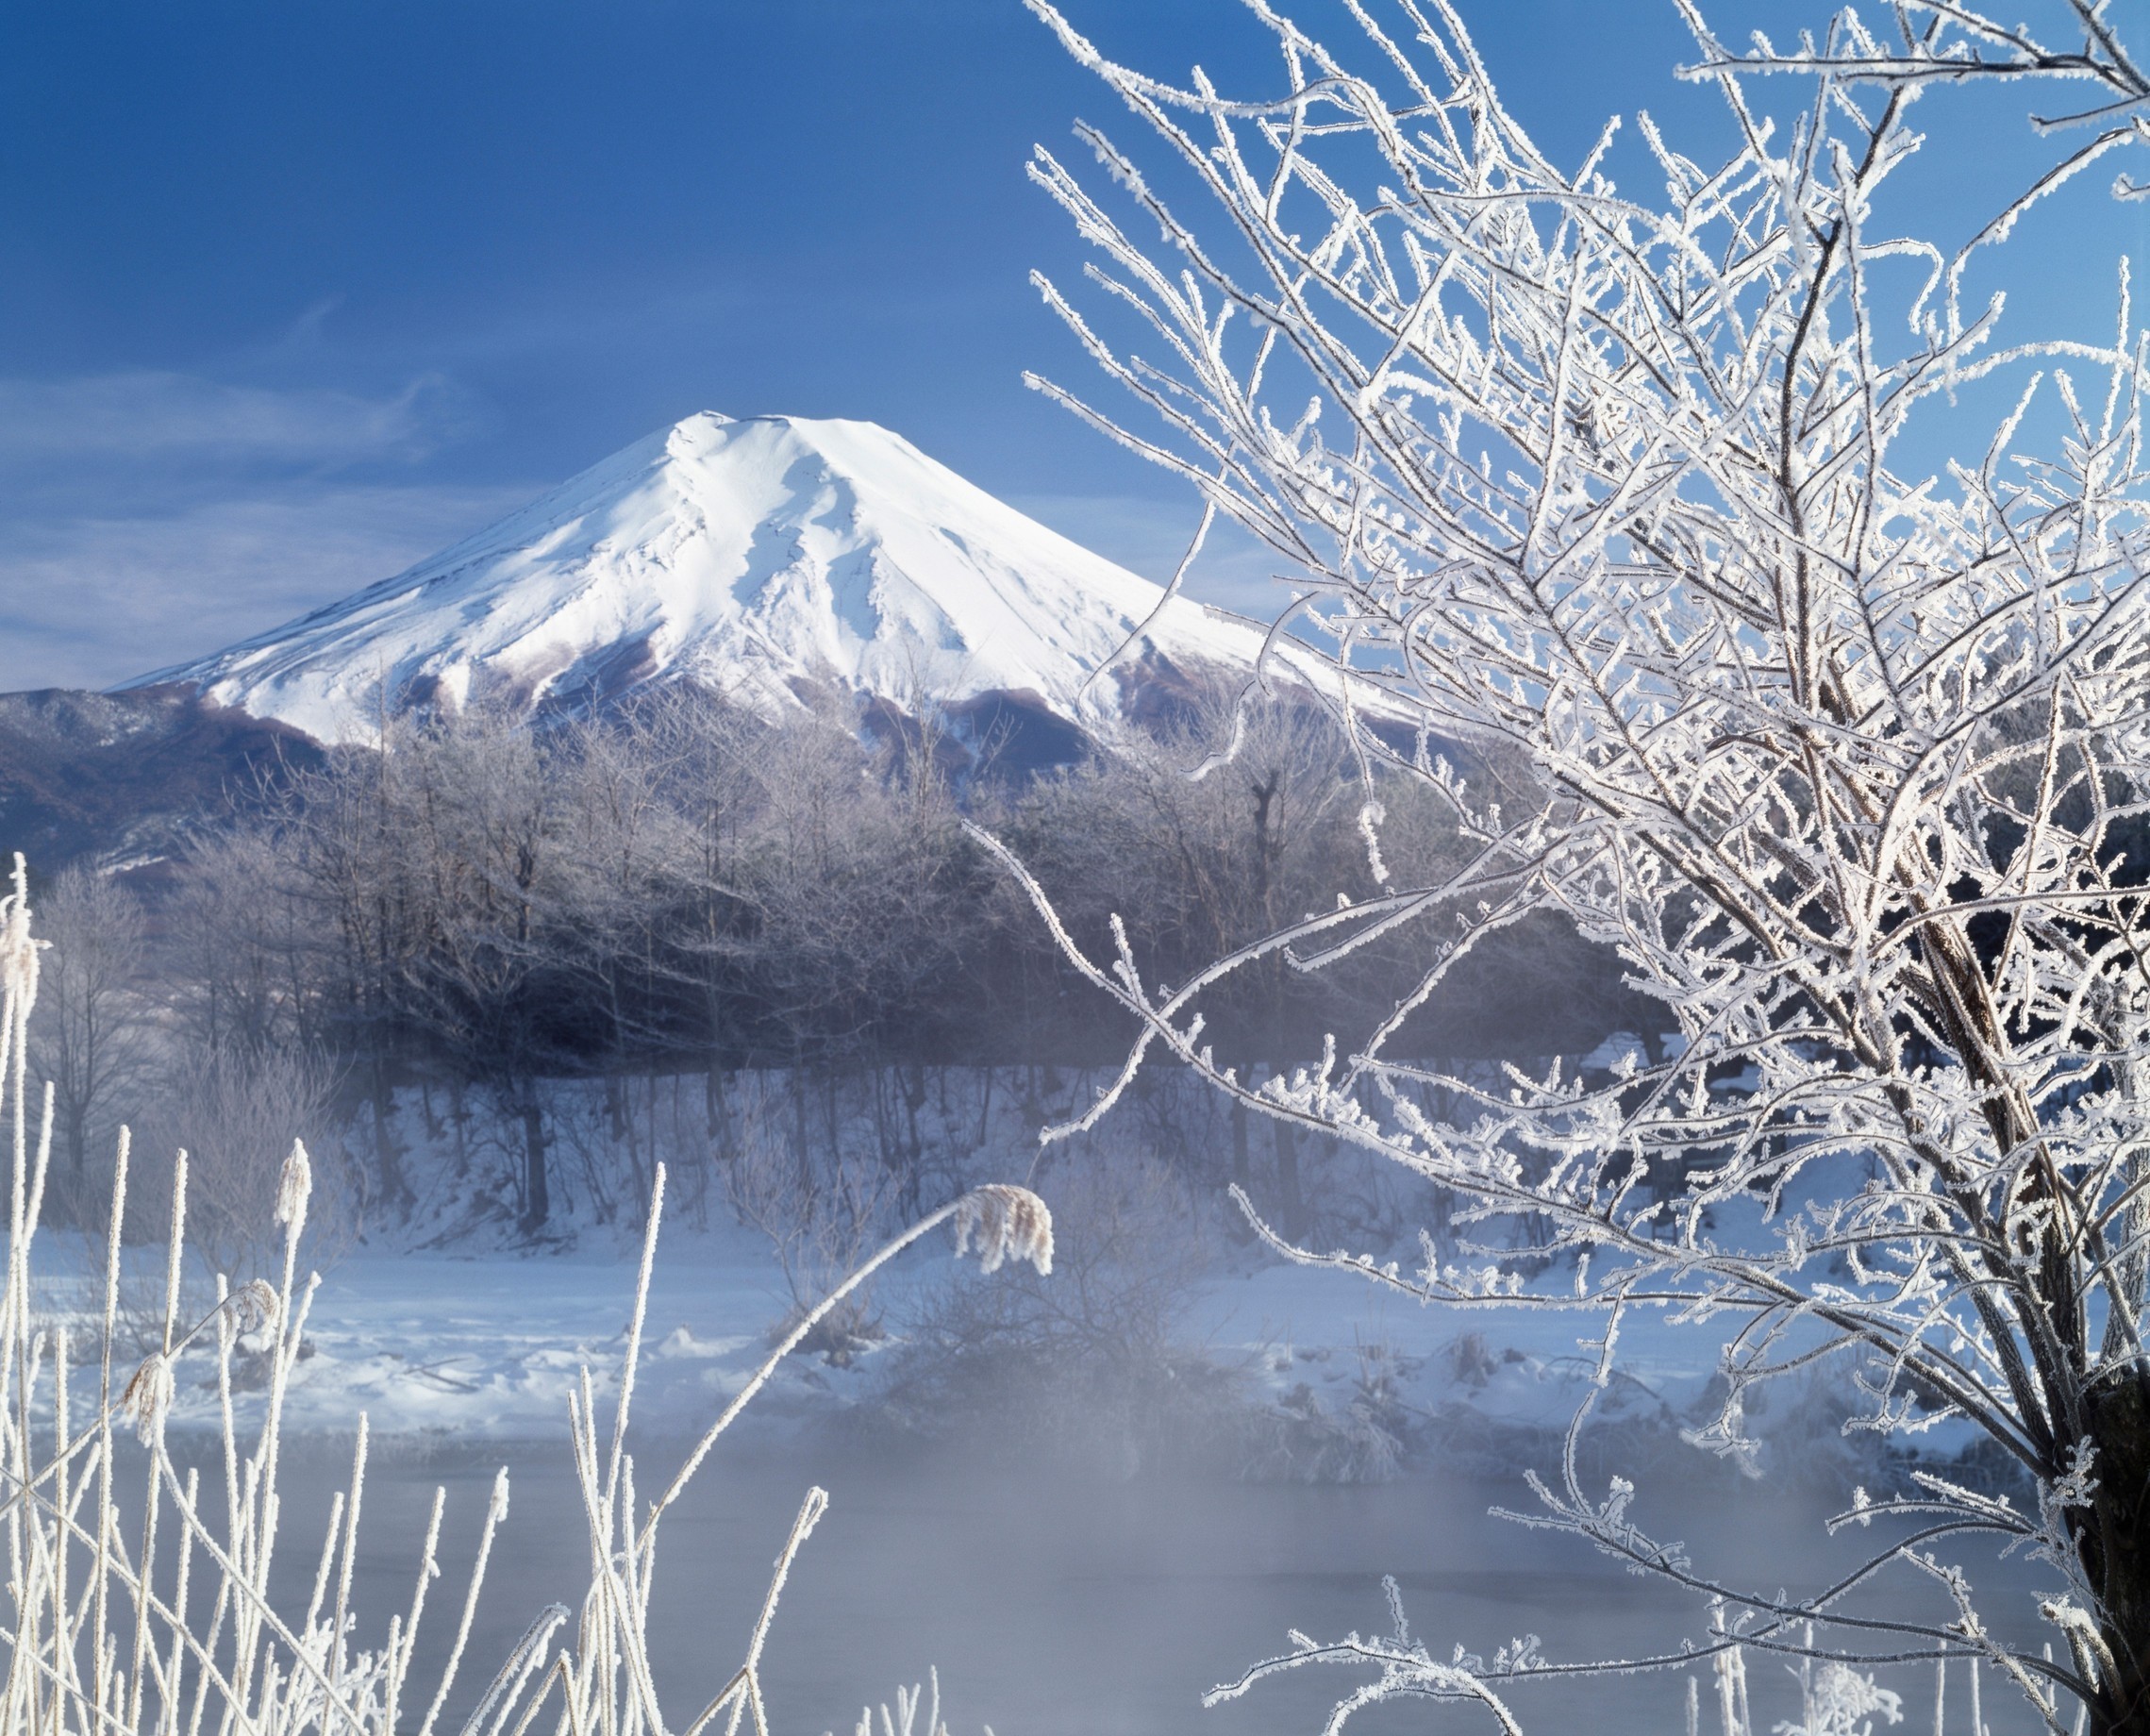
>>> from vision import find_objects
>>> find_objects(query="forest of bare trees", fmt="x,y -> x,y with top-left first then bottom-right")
23,681 -> 1643,1243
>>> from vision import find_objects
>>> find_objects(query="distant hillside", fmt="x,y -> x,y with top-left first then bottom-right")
0,685 -> 322,879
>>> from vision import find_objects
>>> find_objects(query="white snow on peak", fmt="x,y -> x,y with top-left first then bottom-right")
127,411 -> 1316,743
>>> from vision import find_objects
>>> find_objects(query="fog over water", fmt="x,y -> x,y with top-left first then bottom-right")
243,1438 -> 2046,1736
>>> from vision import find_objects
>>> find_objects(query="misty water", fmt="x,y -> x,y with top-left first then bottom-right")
249,1436 -> 2048,1736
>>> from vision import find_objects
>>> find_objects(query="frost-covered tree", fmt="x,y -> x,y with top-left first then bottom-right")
996,0 -> 2150,1729
26,864 -> 150,1194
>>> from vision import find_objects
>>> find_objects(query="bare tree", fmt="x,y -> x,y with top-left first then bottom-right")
717,692 -> 981,1063
387,704 -> 579,1232
26,864 -> 152,1204
138,1041 -> 344,1291
725,1125 -> 897,1365
1019,689 -> 1392,1227
162,828 -> 325,1067
995,0 -> 2150,1729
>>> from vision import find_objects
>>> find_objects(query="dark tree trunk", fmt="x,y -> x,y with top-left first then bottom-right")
2082,1375 -> 2150,1736
520,1085 -> 550,1232
371,1060 -> 408,1212
1273,1114 -> 1305,1242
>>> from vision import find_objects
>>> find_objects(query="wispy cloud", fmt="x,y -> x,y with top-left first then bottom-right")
0,482 -> 531,693
0,365 -> 520,693
0,367 -> 515,693
0,369 -> 478,487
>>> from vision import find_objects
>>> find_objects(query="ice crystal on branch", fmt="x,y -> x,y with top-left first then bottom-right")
1004,0 -> 2150,1728
1776,1661 -> 1904,1736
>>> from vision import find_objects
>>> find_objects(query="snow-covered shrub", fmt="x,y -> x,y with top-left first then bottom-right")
725,1104 -> 901,1366
1251,1337 -> 1412,1483
1775,1661 -> 1904,1736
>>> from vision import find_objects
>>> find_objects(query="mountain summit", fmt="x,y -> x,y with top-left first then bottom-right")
129,412 -> 1303,743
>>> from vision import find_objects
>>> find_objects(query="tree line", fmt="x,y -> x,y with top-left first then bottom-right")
26,678 -> 1643,1238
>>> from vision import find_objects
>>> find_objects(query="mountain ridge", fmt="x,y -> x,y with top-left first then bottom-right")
0,685 -> 323,878
128,411 -> 1330,744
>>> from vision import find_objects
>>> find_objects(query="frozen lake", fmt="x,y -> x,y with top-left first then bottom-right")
50,1227 -> 2055,1736
246,1437 -> 2038,1736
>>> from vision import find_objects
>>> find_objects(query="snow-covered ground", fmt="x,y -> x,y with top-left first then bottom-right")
20,1060 -> 1976,1480
26,1209 -> 1787,1469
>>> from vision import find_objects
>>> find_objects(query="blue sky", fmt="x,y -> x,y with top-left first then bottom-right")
2,0 -> 2141,691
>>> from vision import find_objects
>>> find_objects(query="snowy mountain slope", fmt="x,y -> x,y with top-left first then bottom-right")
128,412 -> 1342,744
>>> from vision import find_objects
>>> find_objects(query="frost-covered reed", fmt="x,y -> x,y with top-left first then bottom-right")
830,1671 -> 968,1736
0,860 -> 1041,1736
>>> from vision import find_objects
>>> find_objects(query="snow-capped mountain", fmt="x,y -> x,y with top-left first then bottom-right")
129,411 -> 1318,744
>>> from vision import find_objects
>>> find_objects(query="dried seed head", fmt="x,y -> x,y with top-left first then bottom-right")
229,1279 -> 280,1336
120,1352 -> 175,1447
951,1184 -> 1053,1277
275,1140 -> 313,1230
